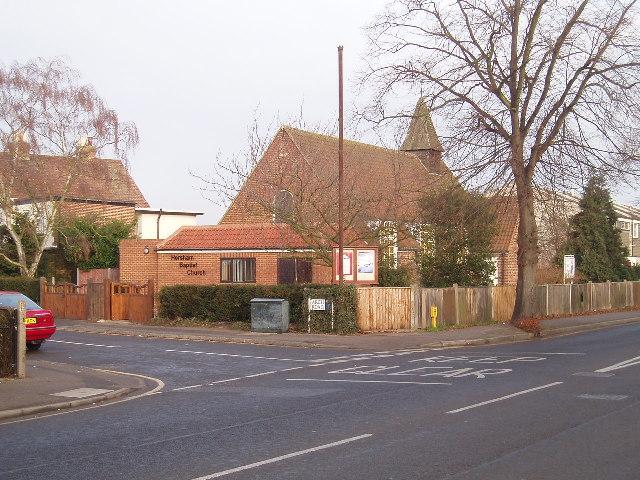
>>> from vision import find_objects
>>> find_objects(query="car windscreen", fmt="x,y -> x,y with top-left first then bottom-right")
0,293 -> 41,310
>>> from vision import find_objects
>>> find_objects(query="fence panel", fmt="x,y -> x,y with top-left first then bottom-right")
570,283 -> 590,314
111,281 -> 155,324
492,286 -> 516,323
356,287 -> 412,331
547,284 -> 570,316
87,283 -> 105,320
41,283 -> 87,320
457,287 -> 492,326
610,282 -> 627,308
591,283 -> 610,310
420,288 -> 445,328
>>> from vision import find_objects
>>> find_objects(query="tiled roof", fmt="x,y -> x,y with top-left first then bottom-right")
282,126 -> 452,220
489,195 -> 519,252
0,152 -> 148,207
158,223 -> 310,250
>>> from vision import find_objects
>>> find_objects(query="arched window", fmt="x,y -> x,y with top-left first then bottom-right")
273,190 -> 294,222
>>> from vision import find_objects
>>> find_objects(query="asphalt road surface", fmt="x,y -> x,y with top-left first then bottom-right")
2,324 -> 640,480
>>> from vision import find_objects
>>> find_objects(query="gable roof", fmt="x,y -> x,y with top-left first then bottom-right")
158,223 -> 310,251
0,152 -> 148,207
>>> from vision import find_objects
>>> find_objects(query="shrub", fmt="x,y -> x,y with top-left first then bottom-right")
302,285 -> 358,334
0,276 -> 40,302
158,283 -> 358,334
159,284 -> 307,325
378,264 -> 413,287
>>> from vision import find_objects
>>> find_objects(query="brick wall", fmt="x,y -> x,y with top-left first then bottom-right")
220,130 -> 302,224
496,232 -> 518,286
61,201 -> 136,223
119,239 -> 159,286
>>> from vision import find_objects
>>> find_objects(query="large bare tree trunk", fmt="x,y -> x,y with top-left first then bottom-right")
513,180 -> 539,320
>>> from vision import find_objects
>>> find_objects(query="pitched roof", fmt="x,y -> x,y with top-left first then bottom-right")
158,223 -> 310,250
488,195 -> 519,252
282,126 -> 453,220
400,98 -> 444,152
0,152 -> 148,207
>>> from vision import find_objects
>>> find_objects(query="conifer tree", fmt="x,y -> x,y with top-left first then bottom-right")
564,177 -> 629,281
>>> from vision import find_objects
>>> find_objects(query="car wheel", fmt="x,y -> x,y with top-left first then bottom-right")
27,341 -> 42,351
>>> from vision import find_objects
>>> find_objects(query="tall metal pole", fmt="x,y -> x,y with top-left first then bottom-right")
338,45 -> 344,285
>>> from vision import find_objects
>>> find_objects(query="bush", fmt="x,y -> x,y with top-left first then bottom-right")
303,285 -> 358,334
378,264 -> 413,287
158,283 -> 358,334
159,284 -> 307,326
0,276 -> 40,302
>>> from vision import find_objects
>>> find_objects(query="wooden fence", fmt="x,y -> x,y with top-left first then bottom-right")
40,278 -> 154,323
356,281 -> 640,332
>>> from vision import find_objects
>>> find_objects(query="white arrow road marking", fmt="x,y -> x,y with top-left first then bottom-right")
189,434 -> 373,479
595,355 -> 640,373
447,382 -> 564,414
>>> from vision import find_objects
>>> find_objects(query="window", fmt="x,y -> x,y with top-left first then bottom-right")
378,221 -> 398,267
277,258 -> 312,284
634,222 -> 639,239
220,258 -> 256,283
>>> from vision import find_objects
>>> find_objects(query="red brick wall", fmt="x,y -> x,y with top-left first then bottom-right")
61,201 -> 136,223
220,131 -> 303,224
119,239 -> 159,286
496,233 -> 518,286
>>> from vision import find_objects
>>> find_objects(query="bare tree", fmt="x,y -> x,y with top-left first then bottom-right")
0,58 -> 138,277
362,0 -> 640,319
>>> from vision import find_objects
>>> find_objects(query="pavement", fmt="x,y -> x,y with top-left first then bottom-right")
2,323 -> 640,479
0,359 -> 157,420
55,319 -> 534,349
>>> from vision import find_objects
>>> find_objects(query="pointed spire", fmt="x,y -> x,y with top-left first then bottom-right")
400,97 -> 443,152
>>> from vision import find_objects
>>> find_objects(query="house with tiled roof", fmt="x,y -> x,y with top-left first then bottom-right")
119,223 -> 363,288
220,98 -> 454,277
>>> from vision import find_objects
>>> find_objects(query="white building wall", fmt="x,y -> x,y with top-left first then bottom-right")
136,212 -> 199,240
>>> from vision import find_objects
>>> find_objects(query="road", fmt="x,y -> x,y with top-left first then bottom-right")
1,324 -> 640,479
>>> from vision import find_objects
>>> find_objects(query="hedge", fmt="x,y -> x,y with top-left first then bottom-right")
303,285 -> 358,334
158,284 -> 358,334
0,277 -> 40,303
0,276 -> 40,303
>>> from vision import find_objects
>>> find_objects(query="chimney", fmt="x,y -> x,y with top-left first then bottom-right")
6,130 -> 30,158
76,136 -> 97,159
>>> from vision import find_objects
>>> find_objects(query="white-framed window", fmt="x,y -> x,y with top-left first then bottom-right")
378,221 -> 398,268
633,222 -> 639,239
220,258 -> 256,283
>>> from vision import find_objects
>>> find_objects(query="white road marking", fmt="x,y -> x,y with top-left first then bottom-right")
190,434 -> 373,479
165,349 -> 311,363
595,355 -> 640,373
447,382 -> 564,414
49,340 -> 120,348
287,378 -> 450,386
244,371 -> 277,378
172,384 -> 203,391
578,394 -> 629,401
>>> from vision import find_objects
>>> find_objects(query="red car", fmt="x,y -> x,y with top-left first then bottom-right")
0,291 -> 56,350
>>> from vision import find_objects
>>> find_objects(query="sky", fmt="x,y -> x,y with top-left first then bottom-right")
2,0 -> 389,223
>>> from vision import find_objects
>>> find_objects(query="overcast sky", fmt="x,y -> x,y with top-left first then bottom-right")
3,0 -> 389,222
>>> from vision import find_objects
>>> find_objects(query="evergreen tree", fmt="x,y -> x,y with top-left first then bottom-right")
419,185 -> 496,287
563,176 -> 630,281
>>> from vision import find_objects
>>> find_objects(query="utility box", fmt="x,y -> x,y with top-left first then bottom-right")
250,298 -> 290,333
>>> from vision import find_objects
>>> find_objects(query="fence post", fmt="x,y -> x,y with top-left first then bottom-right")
16,301 -> 26,379
568,284 -> 572,315
588,282 -> 593,311
545,284 -> 549,317
39,277 -> 46,304
410,284 -> 420,330
608,280 -> 612,310
104,280 -> 112,321
148,278 -> 155,321
453,283 -> 459,325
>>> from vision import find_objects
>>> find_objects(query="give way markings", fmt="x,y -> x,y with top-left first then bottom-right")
287,354 -> 549,385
